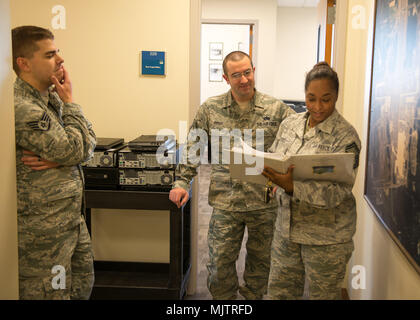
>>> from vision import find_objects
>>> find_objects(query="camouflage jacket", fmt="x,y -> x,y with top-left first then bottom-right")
268,110 -> 361,244
173,89 -> 294,212
14,77 -> 96,234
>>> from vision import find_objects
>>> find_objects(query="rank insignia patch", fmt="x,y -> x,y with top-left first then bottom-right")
345,142 -> 360,169
26,112 -> 51,131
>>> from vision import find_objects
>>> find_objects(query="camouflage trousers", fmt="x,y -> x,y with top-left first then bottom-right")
207,208 -> 277,300
18,216 -> 94,300
267,233 -> 354,300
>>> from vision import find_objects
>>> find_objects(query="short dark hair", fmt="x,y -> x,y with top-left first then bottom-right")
222,51 -> 253,75
11,26 -> 54,75
305,61 -> 339,94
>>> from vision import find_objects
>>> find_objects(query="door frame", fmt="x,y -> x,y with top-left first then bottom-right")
201,19 -> 259,82
332,0 -> 349,113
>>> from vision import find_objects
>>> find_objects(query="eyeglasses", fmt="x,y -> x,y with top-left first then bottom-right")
230,69 -> 253,80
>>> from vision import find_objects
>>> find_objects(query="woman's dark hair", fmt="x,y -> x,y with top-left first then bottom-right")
304,61 -> 339,94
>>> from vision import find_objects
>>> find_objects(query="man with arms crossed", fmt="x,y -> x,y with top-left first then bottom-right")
12,26 -> 96,299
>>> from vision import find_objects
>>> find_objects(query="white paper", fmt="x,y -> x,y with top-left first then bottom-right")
229,140 -> 355,185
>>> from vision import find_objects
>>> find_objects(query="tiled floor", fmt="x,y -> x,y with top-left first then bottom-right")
184,165 -> 346,300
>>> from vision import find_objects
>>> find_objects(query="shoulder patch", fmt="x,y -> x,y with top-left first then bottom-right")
345,142 -> 360,169
26,112 -> 51,131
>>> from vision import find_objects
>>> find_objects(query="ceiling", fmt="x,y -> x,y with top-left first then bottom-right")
277,0 -> 320,7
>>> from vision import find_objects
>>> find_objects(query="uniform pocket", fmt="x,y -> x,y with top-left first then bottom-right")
19,276 -> 70,300
297,201 -> 335,227
18,181 -> 82,233
26,180 -> 81,205
263,127 -> 277,150
291,200 -> 336,242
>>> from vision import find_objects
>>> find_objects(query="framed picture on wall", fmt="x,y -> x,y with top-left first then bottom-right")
209,42 -> 223,60
364,0 -> 420,274
209,64 -> 223,82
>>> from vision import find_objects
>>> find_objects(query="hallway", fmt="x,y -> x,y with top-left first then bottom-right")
185,164 -> 247,300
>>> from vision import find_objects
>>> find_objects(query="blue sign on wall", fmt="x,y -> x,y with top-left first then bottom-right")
141,51 -> 165,76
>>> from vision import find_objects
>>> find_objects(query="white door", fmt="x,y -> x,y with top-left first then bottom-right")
200,23 -> 253,103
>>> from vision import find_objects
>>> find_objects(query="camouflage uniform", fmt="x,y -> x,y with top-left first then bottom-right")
267,110 -> 361,300
14,77 -> 96,300
173,89 -> 294,299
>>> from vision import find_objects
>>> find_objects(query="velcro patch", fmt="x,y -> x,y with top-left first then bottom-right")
345,142 -> 360,169
26,112 -> 51,131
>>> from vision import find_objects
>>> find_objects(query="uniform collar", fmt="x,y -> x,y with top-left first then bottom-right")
298,109 -> 340,135
313,109 -> 340,134
224,88 -> 264,111
15,77 -> 43,100
291,109 -> 340,137
15,77 -> 63,110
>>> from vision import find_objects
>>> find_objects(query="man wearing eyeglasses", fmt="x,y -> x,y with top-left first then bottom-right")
170,51 -> 294,300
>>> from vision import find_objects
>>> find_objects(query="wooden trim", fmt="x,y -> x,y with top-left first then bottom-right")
201,19 -> 259,70
325,0 -> 336,65
249,24 -> 253,59
333,0 -> 349,113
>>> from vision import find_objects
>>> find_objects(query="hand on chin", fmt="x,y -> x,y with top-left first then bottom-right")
54,69 -> 64,84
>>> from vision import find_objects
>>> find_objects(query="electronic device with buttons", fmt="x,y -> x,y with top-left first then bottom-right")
82,137 -> 125,189
82,136 -> 180,191
118,146 -> 177,169
128,134 -> 176,152
83,167 -> 119,190
82,137 -> 125,168
119,168 -> 174,191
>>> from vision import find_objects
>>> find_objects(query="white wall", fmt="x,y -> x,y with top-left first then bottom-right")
274,7 -> 318,101
339,0 -> 420,299
202,0 -> 319,101
200,23 -> 250,103
188,0 -> 202,295
11,0 -> 200,267
11,0 -> 192,142
332,0 -> 349,113
202,0 -> 278,95
0,0 -> 18,300
317,0 -> 328,63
